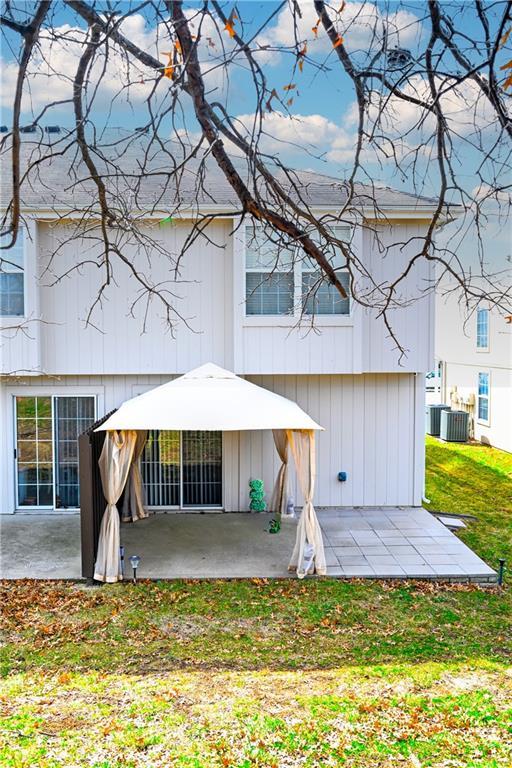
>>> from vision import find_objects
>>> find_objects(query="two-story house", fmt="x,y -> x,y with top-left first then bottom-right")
436,292 -> 512,453
1,130 -> 437,516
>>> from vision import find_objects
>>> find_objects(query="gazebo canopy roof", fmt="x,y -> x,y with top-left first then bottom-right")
96,363 -> 323,432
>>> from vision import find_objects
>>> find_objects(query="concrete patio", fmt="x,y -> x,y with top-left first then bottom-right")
0,508 -> 497,582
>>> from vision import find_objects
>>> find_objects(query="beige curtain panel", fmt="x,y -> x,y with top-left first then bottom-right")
122,430 -> 148,523
269,429 -> 289,518
94,430 -> 137,583
287,429 -> 326,578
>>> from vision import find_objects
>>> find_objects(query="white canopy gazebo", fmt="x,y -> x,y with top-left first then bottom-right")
94,363 -> 325,582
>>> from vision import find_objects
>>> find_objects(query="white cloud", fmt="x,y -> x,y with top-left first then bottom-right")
232,109 -> 356,161
365,75 -> 499,140
0,11 -> 233,117
0,19 -> 162,114
257,1 -> 422,64
471,183 -> 512,205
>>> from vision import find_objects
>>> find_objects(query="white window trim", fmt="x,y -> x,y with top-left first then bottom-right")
243,222 -> 355,326
476,307 -> 490,353
5,385 -> 103,513
476,370 -> 491,427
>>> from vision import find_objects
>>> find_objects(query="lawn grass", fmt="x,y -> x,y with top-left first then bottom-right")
1,439 -> 511,766
424,436 -> 512,567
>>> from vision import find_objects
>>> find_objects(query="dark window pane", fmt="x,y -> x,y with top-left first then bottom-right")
302,271 -> 350,315
246,272 -> 294,315
18,485 -> 38,506
182,431 -> 222,507
38,485 -> 53,505
18,465 -> 37,484
38,464 -> 53,485
142,430 -> 180,507
0,273 -> 24,316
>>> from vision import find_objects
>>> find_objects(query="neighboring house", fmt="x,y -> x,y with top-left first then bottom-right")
0,130 -> 438,514
436,293 -> 512,453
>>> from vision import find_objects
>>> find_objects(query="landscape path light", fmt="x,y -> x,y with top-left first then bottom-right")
129,554 -> 141,584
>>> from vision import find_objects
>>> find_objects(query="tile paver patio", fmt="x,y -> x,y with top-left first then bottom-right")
319,507 -> 497,581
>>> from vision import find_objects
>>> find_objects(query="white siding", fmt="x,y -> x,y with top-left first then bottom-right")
361,221 -> 435,373
238,373 -> 422,509
1,216 -> 434,377
37,220 -> 233,375
0,372 -> 422,514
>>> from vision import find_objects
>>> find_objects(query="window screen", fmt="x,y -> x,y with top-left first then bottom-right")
302,271 -> 350,315
1,230 -> 24,316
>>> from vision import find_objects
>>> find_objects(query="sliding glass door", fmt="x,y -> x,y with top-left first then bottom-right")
142,430 -> 222,508
15,395 -> 96,509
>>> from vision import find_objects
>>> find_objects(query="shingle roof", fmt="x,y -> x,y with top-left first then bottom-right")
0,127 -> 439,214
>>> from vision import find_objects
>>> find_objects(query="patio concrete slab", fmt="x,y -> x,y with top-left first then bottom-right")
0,513 -> 82,579
0,507 -> 497,582
120,513 -> 296,578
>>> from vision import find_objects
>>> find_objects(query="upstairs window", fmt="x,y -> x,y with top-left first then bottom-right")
0,229 -> 25,317
245,224 -> 350,317
476,307 -> 489,350
477,372 -> 490,422
245,227 -> 294,315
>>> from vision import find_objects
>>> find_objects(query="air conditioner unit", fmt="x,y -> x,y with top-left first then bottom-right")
440,410 -> 469,443
425,404 -> 451,436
